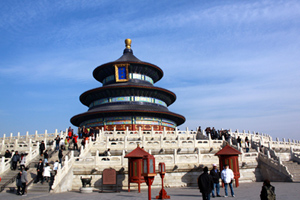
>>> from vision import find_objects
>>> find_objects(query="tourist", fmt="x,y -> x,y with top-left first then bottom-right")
39,141 -> 45,156
245,136 -> 249,146
210,164 -> 221,197
20,153 -> 26,171
237,136 -> 242,148
260,179 -> 276,200
221,164 -> 235,197
78,127 -> 82,139
5,149 -> 12,158
54,135 -> 60,151
44,150 -> 49,165
198,166 -> 214,200
53,160 -> 59,174
16,171 -> 22,195
73,134 -> 78,150
12,151 -> 20,170
21,167 -> 28,196
58,148 -> 63,164
36,159 -> 44,184
43,163 -> 52,182
65,137 -> 69,150
81,137 -> 86,148
59,138 -> 65,150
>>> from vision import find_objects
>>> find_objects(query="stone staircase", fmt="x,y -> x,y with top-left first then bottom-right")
283,161 -> 300,182
0,169 -> 19,192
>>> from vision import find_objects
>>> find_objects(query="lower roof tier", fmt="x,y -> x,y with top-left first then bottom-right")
70,110 -> 185,127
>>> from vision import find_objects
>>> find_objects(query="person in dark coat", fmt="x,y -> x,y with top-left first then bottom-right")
39,141 -> 45,156
260,179 -> 276,200
210,164 -> 221,197
5,149 -> 12,158
12,151 -> 20,170
36,159 -> 44,183
198,166 -> 214,200
58,148 -> 63,164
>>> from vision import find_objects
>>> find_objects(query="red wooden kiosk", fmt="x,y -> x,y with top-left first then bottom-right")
125,146 -> 152,193
215,144 -> 242,187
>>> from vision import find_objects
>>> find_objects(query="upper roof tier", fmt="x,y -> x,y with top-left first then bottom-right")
93,39 -> 163,84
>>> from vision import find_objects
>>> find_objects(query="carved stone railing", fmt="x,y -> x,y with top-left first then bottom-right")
51,151 -> 75,192
0,129 -> 67,154
0,141 -> 40,175
258,153 -> 292,180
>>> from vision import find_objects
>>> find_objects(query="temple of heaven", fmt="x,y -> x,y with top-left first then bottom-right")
70,39 -> 185,131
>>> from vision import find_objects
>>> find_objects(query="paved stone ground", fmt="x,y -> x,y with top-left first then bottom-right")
1,182 -> 299,200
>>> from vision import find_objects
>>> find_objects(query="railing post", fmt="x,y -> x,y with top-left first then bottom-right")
95,150 -> 99,165
142,135 -> 145,148
45,130 -> 48,140
26,131 -> 29,142
267,150 -> 271,159
28,147 -> 32,161
197,148 -> 201,163
163,127 -> 167,137
138,127 -> 142,137
35,131 -> 38,141
1,157 -> 5,173
10,133 -> 13,142
14,139 -> 18,149
113,127 -> 117,138
122,150 -> 125,167
175,127 -> 178,137
174,149 -> 177,164
1,140 -> 5,151
106,137 -> 109,149
124,136 -> 128,150
126,127 -> 129,136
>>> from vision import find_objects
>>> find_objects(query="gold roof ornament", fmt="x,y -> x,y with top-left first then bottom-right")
125,38 -> 132,49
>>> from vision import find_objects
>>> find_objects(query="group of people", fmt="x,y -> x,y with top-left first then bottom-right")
16,167 -> 28,196
78,126 -> 99,140
34,159 -> 59,184
198,164 -> 276,200
203,127 -> 231,141
54,134 -> 79,151
198,164 -> 235,199
4,150 -> 27,171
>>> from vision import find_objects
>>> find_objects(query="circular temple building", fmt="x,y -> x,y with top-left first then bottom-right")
70,39 -> 185,131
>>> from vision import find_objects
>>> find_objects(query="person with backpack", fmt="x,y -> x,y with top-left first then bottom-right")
260,179 -> 276,200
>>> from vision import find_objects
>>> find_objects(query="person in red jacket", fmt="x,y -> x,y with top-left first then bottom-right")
73,134 -> 78,150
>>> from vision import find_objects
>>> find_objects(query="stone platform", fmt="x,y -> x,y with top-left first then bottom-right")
0,182 -> 300,200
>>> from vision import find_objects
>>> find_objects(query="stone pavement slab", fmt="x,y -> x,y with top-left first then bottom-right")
0,182 -> 299,200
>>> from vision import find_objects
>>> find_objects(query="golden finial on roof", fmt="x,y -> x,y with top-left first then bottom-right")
125,38 -> 132,49
137,143 -> 140,148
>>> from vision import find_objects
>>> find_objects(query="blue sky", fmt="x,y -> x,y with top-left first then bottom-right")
0,0 -> 300,140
